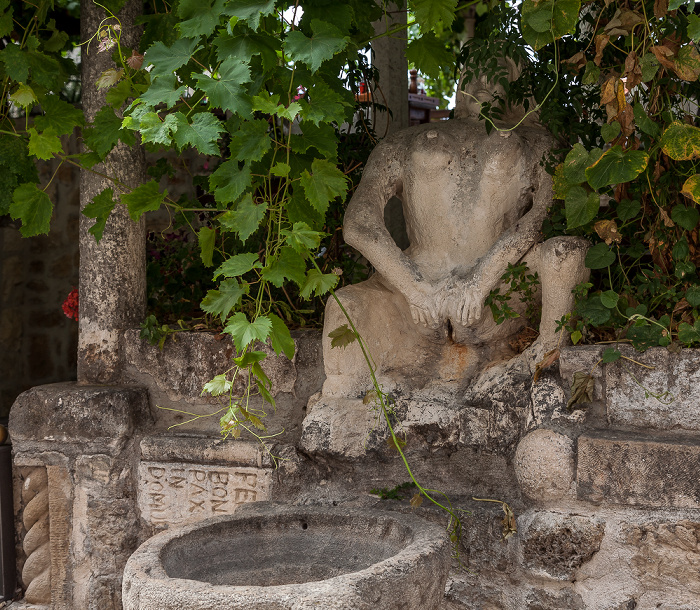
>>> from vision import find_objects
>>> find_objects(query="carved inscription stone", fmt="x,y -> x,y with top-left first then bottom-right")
138,462 -> 271,527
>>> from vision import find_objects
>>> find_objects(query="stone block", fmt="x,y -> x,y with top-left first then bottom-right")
10,383 -> 150,454
577,430 -> 700,508
138,462 -> 271,528
518,511 -> 605,581
140,436 -> 268,468
605,346 -> 700,431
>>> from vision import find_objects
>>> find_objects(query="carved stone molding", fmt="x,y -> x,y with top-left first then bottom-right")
21,466 -> 51,605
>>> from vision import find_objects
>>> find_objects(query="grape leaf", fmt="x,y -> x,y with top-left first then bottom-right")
412,0 -> 457,32
171,111 -> 225,155
300,268 -> 338,299
28,127 -> 62,160
225,0 -> 276,31
0,2 -> 13,38
10,183 -> 53,237
228,118 -> 271,162
82,188 -> 116,242
689,15 -> 700,43
139,112 -> 179,146
213,28 -> 280,71
405,33 -> 454,80
281,221 -> 323,254
83,106 -> 136,157
121,180 -> 167,221
0,134 -> 38,215
219,193 -> 267,242
585,145 -> 649,190
290,122 -> 337,158
284,19 -> 349,73
138,74 -> 187,109
223,312 -> 272,351
201,374 -> 233,396
145,38 -> 202,78
300,158 -> 348,215
193,57 -> 252,115
96,68 -> 124,89
301,80 -> 350,126
261,246 -> 307,287
201,278 -> 247,321
9,84 -> 37,108
177,0 -> 226,38
209,160 -> 252,206
328,323 -> 357,348
268,313 -> 295,359
214,252 -> 262,279
34,95 -> 84,135
0,43 -> 30,82
198,226 -> 216,267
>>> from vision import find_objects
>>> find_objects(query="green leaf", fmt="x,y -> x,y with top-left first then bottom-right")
601,121 -> 620,143
0,43 -> 30,82
214,252 -> 262,279
122,180 -> 167,221
565,186 -> 599,229
521,0 -> 581,51
601,348 -> 621,363
288,187 -> 325,229
328,323 -> 357,349
214,29 -> 280,72
674,44 -> 700,82
202,374 -> 232,396
96,68 -> 124,90
139,112 -> 179,146
633,103 -> 660,139
0,2 -> 13,38
671,204 -> 700,230
193,57 -> 252,115
290,122 -> 337,159
233,350 -> 267,367
678,321 -> 700,345
145,38 -> 202,78
582,61 -> 600,85
688,15 -> 700,44
616,198 -> 641,222
661,122 -> 700,161
27,127 -> 61,160
34,95 -> 84,135
270,162 -> 291,177
10,183 -> 53,237
585,242 -> 616,269
223,312 -> 272,351
9,84 -> 37,108
201,278 -> 247,321
686,286 -> 700,307
639,53 -> 660,83
300,268 -> 338,299
673,237 -> 689,260
261,246 -> 307,287
177,0 -> 226,38
281,221 -> 323,255
682,175 -> 700,205
405,33 -> 453,80
577,294 -> 611,325
198,227 -> 216,267
209,160 -> 252,206
600,290 -> 619,309
412,0 -> 457,32
563,143 -> 591,185
301,80 -> 350,126
300,158 -> 348,216
585,145 -> 649,190
225,0 -> 276,31
284,19 -> 349,73
82,188 -> 116,242
0,134 -> 38,215
84,106 -> 135,157
669,0 -> 691,9
171,112 -> 225,155
228,119 -> 270,162
43,27 -> 69,53
675,260 -> 696,279
268,313 -> 295,359
219,193 -> 267,242
138,74 -> 187,109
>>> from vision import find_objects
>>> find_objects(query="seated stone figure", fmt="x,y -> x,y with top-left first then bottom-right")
321,72 -> 589,399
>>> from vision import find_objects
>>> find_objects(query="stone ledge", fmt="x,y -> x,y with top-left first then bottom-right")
140,435 -> 269,468
9,382 -> 150,454
577,430 -> 700,508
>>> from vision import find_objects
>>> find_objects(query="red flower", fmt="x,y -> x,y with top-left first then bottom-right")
62,288 -> 79,321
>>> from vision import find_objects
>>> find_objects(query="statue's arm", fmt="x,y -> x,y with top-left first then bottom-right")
448,160 -> 552,326
343,140 -> 441,327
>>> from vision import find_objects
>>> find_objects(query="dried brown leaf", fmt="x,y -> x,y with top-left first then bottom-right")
654,0 -> 668,19
533,347 -> 560,384
650,45 -> 676,70
567,371 -> 594,410
594,34 -> 610,66
594,219 -> 623,244
410,493 -> 423,509
127,50 -> 144,70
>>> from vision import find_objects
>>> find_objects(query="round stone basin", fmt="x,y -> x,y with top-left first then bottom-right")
123,502 -> 451,610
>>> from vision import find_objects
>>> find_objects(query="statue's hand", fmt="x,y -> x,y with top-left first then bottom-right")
442,275 -> 486,327
405,284 -> 443,329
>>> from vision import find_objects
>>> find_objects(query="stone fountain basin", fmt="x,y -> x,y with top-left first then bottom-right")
123,502 -> 451,610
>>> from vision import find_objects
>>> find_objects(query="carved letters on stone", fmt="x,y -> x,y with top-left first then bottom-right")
138,462 -> 271,527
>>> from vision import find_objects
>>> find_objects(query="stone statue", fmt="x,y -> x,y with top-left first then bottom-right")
320,71 -> 589,400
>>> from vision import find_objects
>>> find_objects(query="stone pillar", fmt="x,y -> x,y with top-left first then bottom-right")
78,0 -> 146,384
372,4 -> 408,136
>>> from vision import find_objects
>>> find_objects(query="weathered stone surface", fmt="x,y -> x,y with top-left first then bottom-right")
519,511 -> 605,580
140,436 -> 269,467
577,430 -> 700,508
605,346 -> 700,431
10,383 -> 150,454
523,586 -> 585,610
514,429 -> 575,501
138,462 -> 271,528
558,345 -> 606,405
123,504 -> 451,610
